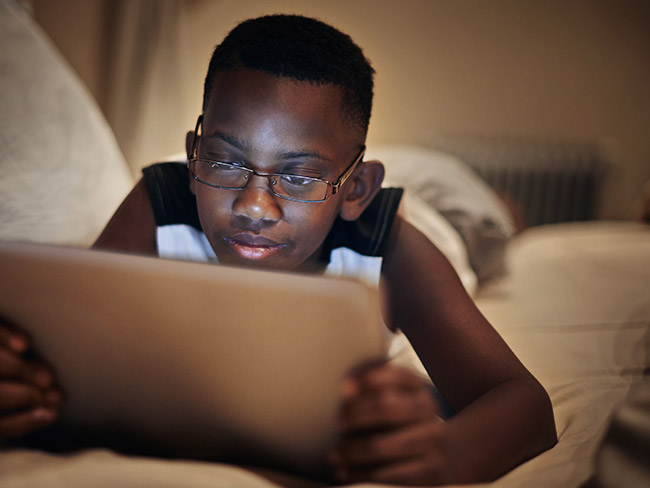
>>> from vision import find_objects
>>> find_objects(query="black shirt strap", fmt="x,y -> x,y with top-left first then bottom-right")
320,188 -> 403,259
142,162 -> 202,230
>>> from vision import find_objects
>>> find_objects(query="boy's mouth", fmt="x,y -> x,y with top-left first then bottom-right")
225,234 -> 286,260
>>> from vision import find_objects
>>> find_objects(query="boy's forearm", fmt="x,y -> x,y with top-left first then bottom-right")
443,376 -> 557,483
382,217 -> 557,482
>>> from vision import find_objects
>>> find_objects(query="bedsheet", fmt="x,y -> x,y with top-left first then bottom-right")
469,221 -> 650,488
1,221 -> 648,487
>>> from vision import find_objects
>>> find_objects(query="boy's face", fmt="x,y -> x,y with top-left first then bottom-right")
189,68 -> 374,271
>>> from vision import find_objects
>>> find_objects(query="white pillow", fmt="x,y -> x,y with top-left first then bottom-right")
0,0 -> 133,247
367,144 -> 515,283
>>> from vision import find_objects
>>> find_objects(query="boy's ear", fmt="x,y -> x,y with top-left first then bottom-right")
339,160 -> 385,221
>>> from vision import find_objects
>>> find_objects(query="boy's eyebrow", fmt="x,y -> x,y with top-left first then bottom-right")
203,130 -> 249,151
203,130 -> 332,163
278,150 -> 331,162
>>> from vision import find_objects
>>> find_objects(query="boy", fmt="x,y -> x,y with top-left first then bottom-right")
0,15 -> 556,485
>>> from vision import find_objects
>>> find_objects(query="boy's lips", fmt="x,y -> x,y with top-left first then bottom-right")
225,234 -> 286,260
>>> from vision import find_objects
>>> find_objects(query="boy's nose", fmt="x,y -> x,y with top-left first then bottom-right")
232,175 -> 282,225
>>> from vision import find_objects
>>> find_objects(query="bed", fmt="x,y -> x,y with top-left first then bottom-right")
1,1 -> 649,487
2,221 -> 648,488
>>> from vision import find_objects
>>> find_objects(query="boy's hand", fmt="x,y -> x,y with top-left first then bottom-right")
331,364 -> 455,486
0,323 -> 62,442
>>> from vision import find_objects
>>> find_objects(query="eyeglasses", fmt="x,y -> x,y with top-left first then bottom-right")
188,115 -> 366,203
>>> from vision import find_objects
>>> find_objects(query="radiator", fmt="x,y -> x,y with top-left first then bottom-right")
433,137 -> 608,227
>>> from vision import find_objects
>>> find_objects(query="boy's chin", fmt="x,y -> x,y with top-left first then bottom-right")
218,252 -> 294,271
218,252 -> 323,274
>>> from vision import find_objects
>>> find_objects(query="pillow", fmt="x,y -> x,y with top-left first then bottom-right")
366,144 -> 515,283
0,0 -> 133,247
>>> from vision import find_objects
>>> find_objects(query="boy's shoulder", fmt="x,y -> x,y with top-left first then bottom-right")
142,162 -> 202,230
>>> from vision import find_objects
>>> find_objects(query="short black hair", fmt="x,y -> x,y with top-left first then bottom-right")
203,14 -> 375,134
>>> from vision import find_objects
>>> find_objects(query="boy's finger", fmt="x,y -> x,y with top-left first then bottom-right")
0,381 -> 43,410
352,364 -> 428,392
42,387 -> 64,409
340,384 -> 437,431
0,407 -> 58,440
336,418 -> 445,468
0,348 -> 54,387
0,325 -> 28,353
25,363 -> 56,388
0,348 -> 28,379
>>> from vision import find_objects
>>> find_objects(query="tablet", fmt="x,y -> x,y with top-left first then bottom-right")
0,241 -> 387,475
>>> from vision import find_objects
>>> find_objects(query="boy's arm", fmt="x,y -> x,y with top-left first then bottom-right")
334,215 -> 556,484
93,178 -> 158,254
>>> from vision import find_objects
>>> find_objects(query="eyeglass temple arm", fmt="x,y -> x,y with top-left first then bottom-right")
331,146 -> 366,195
189,114 -> 204,161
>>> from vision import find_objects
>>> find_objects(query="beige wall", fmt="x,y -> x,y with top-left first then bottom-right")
34,0 -> 650,219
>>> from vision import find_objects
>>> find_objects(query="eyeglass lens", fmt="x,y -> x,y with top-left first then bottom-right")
194,160 -> 329,201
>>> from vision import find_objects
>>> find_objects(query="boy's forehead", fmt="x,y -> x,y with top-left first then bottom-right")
206,68 -> 341,104
202,68 -> 364,152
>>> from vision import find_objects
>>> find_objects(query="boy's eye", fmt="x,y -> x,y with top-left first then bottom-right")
201,147 -> 244,165
211,161 -> 243,169
281,166 -> 322,179
280,175 -> 315,186
275,174 -> 326,200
